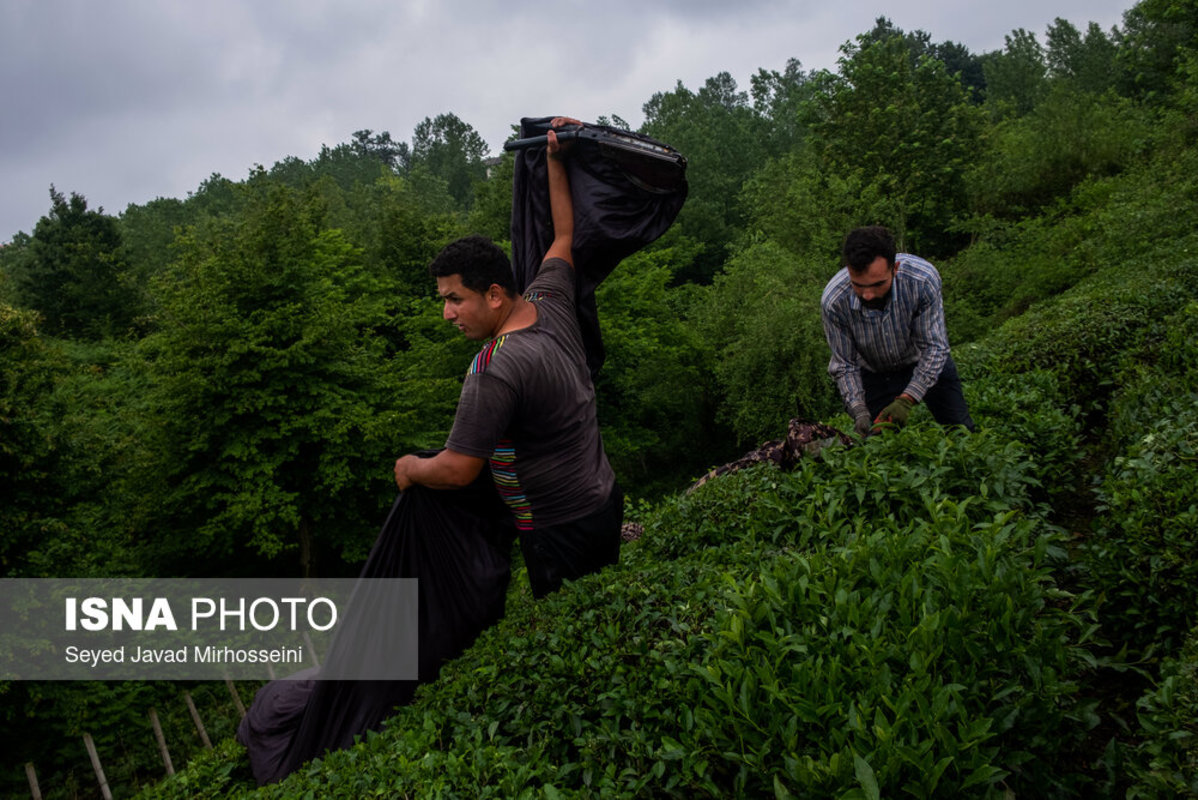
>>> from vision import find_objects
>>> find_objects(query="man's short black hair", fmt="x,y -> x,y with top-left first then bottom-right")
842,226 -> 897,272
427,235 -> 517,296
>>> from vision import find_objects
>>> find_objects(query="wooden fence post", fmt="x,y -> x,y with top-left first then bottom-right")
184,691 -> 213,749
226,677 -> 247,719
302,630 -> 321,668
24,762 -> 42,800
149,707 -> 175,776
82,733 -> 113,800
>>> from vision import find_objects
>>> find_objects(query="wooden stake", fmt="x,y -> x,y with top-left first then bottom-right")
303,631 -> 320,668
225,677 -> 247,718
149,707 -> 175,776
24,762 -> 41,800
82,733 -> 113,800
184,691 -> 213,749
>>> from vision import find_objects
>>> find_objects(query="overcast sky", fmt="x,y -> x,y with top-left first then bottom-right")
1,0 -> 1135,242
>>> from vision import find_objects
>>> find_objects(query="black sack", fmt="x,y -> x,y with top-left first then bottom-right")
237,466 -> 513,784
508,117 -> 687,378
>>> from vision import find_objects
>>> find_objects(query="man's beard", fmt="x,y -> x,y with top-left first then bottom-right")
863,293 -> 890,310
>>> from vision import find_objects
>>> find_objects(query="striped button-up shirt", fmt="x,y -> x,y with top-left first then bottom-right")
820,253 -> 951,412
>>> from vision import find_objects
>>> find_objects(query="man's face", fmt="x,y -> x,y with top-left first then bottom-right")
436,274 -> 499,341
849,256 -> 895,310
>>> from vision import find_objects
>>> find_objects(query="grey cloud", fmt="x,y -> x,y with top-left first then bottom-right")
0,0 -> 1135,240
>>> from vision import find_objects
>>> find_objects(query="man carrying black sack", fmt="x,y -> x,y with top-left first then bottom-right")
393,117 -> 623,598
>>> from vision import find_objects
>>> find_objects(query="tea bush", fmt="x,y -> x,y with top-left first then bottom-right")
1126,625 -> 1198,798
1081,391 -> 1198,656
983,263 -> 1197,419
673,506 -> 1091,798
957,358 -> 1083,500
1104,301 -> 1198,454
1067,299 -> 1198,658
641,423 -> 1047,564
138,427 -> 1096,799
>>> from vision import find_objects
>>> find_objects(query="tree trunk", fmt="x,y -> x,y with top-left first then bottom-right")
299,515 -> 313,578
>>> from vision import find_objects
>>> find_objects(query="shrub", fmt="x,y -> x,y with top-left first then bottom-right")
692,240 -> 840,444
958,360 -> 1083,500
1127,625 -> 1198,798
1082,389 -> 1198,657
1074,300 -> 1198,658
135,428 -> 1098,799
982,262 -> 1198,419
684,508 -> 1090,798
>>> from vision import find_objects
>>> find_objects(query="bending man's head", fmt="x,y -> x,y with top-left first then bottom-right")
841,226 -> 897,310
842,226 -> 897,273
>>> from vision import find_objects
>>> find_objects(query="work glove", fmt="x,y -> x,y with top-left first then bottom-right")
850,404 -> 873,438
874,395 -> 915,429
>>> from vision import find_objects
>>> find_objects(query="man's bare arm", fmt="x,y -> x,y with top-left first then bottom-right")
543,116 -> 580,267
394,449 -> 485,491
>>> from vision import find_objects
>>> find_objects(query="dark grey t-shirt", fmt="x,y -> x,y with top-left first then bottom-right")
445,258 -> 616,531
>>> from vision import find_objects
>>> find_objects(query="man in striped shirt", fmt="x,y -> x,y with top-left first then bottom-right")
820,226 -> 975,437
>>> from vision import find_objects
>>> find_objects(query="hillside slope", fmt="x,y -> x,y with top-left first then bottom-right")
137,148 -> 1198,799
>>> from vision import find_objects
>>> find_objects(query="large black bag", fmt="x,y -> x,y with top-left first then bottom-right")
237,466 -> 512,784
507,117 -> 688,378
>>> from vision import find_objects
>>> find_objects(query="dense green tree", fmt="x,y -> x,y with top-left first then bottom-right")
119,195 -> 191,302
285,142 -> 393,192
138,176 -> 401,575
1117,0 -> 1198,101
273,129 -> 407,193
1046,18 -> 1120,93
931,39 -> 988,100
856,16 -> 926,53
0,306 -> 147,578
0,304 -> 65,574
351,128 -> 410,172
855,17 -> 987,99
749,58 -> 817,155
466,151 -> 515,243
1170,47 -> 1198,143
184,173 -> 243,223
0,231 -> 32,305
337,174 -> 465,295
592,241 -> 723,494
966,86 -> 1152,219
42,339 -> 166,577
803,32 -> 983,254
409,112 -> 490,209
692,240 -> 840,443
642,72 -> 767,281
981,28 -> 1048,116
740,145 -> 887,261
16,189 -> 142,339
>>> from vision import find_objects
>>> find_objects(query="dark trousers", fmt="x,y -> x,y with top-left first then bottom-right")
520,484 -> 624,599
863,355 -> 975,431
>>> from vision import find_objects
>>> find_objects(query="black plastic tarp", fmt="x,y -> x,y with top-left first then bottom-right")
237,464 -> 512,784
508,117 -> 688,378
